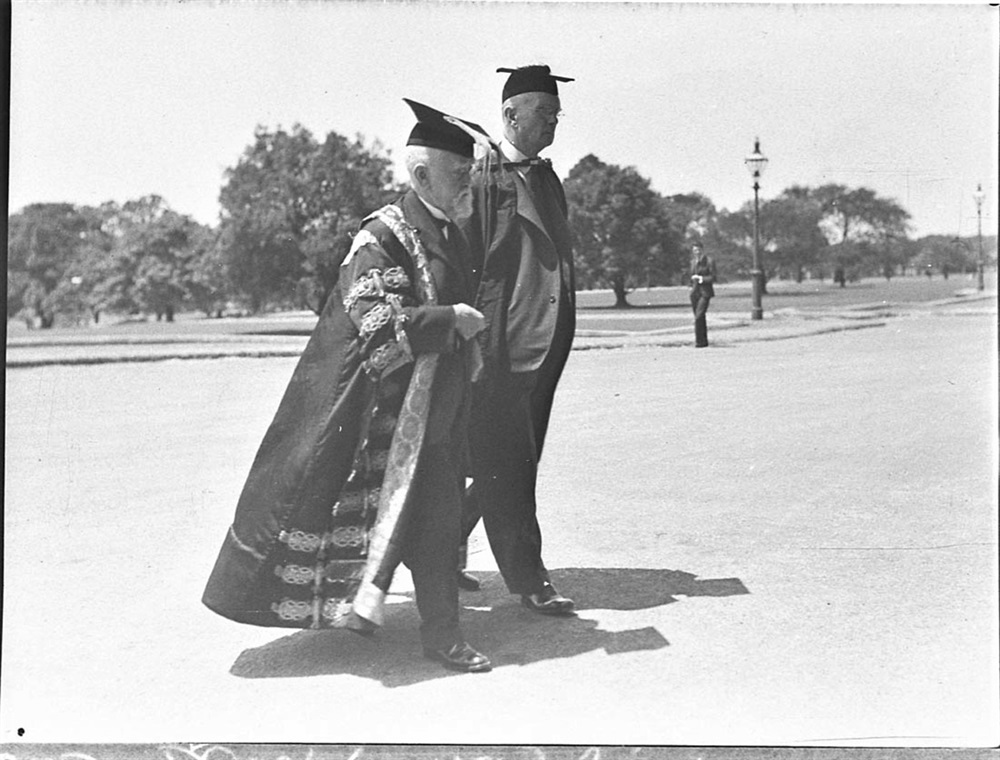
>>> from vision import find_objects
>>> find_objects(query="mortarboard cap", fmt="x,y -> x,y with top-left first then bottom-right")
404,98 -> 490,159
497,65 -> 574,101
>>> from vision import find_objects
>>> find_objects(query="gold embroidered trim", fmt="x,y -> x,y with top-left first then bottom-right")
279,529 -> 323,554
272,599 -> 313,622
363,341 -> 411,376
359,301 -> 393,338
277,528 -> 376,554
344,267 -> 411,312
228,524 -> 266,561
330,525 -> 367,548
274,564 -> 316,585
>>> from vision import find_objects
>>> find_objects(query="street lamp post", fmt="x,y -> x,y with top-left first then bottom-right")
744,138 -> 769,320
973,183 -> 985,291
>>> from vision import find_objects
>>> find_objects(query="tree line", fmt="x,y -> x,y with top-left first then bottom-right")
7,125 -> 995,327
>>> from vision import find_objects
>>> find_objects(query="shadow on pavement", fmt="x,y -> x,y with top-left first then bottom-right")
549,567 -> 749,608
229,567 -> 748,687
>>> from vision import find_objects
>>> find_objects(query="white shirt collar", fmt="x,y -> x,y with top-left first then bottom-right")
500,138 -> 530,163
416,195 -> 451,238
417,195 -> 450,223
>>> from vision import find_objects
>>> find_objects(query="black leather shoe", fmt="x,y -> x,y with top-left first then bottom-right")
521,583 -> 575,616
345,611 -> 377,638
423,642 -> 493,673
457,569 -> 481,591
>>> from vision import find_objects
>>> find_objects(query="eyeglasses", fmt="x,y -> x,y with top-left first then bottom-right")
530,107 -> 564,120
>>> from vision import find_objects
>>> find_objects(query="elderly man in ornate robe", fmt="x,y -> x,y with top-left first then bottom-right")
202,99 -> 493,673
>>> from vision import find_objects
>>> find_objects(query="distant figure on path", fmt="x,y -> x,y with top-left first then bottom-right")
689,242 -> 717,348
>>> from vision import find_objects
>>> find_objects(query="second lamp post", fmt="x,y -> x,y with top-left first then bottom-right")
973,183 -> 985,291
745,138 -> 769,320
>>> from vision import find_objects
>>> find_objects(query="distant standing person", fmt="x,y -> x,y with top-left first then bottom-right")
690,242 -> 716,348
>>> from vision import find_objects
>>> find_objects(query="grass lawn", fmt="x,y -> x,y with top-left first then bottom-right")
573,273 -> 993,332
7,273 -> 993,344
578,271 -> 991,312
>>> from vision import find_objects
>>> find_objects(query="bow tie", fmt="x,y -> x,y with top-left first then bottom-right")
496,157 -> 551,171
430,215 -> 455,240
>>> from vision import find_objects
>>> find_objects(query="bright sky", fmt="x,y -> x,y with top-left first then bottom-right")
8,1 -> 999,238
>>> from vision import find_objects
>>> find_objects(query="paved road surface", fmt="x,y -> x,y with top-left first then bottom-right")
2,307 -> 996,747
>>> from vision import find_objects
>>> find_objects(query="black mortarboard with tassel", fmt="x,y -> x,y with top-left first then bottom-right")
497,65 -> 574,101
404,98 -> 492,159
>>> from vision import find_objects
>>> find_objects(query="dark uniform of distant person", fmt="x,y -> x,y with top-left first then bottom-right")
202,99 -> 494,673
459,65 -> 577,616
689,242 -> 717,348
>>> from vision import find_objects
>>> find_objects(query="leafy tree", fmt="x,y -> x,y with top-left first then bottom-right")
709,204 -> 776,291
7,203 -> 103,327
709,184 -> 912,284
7,270 -> 32,320
663,192 -> 727,285
812,184 -> 911,278
299,131 -> 400,311
49,197 -> 214,323
664,192 -> 718,247
706,207 -> 754,281
218,124 -> 398,314
84,201 -> 142,318
565,154 -> 682,307
758,187 -> 828,282
911,235 -> 978,277
218,126 -> 313,313
708,188 -> 826,286
52,206 -> 117,325
86,196 -> 203,322
185,226 -> 230,317
130,202 -> 202,321
70,232 -> 116,324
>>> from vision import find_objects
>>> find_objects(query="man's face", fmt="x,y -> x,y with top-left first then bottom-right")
508,92 -> 561,157
426,151 -> 474,222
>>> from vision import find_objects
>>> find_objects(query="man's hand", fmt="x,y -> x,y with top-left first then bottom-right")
452,303 -> 486,339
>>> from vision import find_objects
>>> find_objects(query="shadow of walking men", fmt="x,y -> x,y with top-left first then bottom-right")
229,567 -> 748,687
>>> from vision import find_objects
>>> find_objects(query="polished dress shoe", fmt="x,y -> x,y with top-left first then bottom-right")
423,642 -> 493,673
457,569 -> 481,591
345,611 -> 377,638
521,583 -> 575,616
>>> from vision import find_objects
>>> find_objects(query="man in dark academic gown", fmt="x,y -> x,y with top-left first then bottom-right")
460,65 -> 577,616
202,99 -> 493,673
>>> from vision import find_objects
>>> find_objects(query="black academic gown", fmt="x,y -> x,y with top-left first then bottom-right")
460,154 -> 576,595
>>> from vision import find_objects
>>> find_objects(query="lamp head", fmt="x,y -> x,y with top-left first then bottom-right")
745,137 -> 768,179
973,183 -> 985,208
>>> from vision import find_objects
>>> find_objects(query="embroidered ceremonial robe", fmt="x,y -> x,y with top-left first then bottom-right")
202,190 -> 476,630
